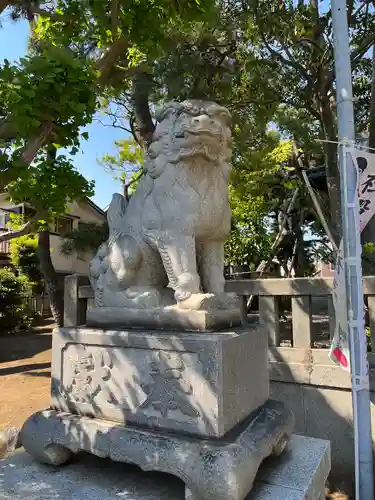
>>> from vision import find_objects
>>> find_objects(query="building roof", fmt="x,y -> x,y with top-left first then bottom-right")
84,198 -> 105,217
0,192 -> 105,217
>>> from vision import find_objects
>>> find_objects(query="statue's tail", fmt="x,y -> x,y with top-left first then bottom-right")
107,193 -> 128,246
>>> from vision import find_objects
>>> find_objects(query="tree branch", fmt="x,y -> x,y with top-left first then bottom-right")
0,1 -> 62,19
96,36 -> 130,85
95,116 -> 131,133
352,32 -> 375,66
30,7 -> 61,21
0,213 -> 40,242
129,113 -> 142,146
111,0 -> 119,41
350,0 -> 372,24
123,169 -> 144,201
260,33 -> 314,86
21,121 -> 54,165
103,65 -> 147,87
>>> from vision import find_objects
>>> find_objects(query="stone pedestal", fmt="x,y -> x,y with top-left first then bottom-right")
86,304 -> 242,332
20,400 -> 294,500
50,326 -> 269,438
20,325 -> 296,499
2,435 -> 330,500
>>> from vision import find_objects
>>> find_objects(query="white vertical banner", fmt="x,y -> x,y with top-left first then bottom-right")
330,147 -> 375,370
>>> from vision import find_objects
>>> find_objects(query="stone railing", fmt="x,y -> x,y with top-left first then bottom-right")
227,277 -> 375,476
65,275 -> 375,353
64,274 -> 375,474
226,277 -> 375,390
227,277 -> 375,350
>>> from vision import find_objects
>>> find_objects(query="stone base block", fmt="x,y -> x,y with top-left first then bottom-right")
1,435 -> 330,500
51,326 -> 269,438
20,400 -> 294,500
86,305 -> 242,332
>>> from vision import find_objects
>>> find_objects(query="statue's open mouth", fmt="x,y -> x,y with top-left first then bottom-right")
184,128 -> 221,137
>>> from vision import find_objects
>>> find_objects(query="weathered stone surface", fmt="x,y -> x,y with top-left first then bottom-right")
86,304 -> 241,331
64,274 -> 89,327
88,100 -> 237,329
20,400 -> 295,500
0,427 -> 20,459
51,326 -> 269,438
1,434 -> 330,500
256,434 -> 331,500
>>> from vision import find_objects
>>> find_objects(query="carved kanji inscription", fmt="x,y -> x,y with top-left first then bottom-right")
141,351 -> 200,419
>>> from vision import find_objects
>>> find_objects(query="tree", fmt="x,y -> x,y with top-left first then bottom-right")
99,137 -> 144,199
60,220 -> 108,259
0,267 -> 34,334
63,1 -> 327,273
4,0 -> 373,283
0,0 -> 216,180
0,0 -> 216,162
147,0 -> 375,244
9,228 -> 44,294
245,0 -> 375,243
2,151 -> 95,324
0,0 -> 216,322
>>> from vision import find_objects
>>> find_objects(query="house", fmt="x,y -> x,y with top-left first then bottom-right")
0,194 -> 106,282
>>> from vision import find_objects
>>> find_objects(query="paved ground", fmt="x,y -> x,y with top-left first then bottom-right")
0,449 -> 184,500
0,450 -> 350,500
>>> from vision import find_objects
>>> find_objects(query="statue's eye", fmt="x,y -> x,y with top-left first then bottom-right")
219,113 -> 231,125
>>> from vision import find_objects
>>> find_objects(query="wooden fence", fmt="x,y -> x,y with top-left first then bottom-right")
24,294 -> 50,317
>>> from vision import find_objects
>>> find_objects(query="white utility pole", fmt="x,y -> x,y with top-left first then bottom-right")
331,1 -> 374,498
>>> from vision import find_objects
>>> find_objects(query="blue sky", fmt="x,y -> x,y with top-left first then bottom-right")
0,14 -> 127,209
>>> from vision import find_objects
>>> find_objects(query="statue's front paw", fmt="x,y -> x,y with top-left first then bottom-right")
174,272 -> 200,303
175,289 -> 193,302
177,292 -> 240,311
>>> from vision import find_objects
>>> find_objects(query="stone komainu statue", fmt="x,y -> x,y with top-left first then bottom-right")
89,100 -> 234,310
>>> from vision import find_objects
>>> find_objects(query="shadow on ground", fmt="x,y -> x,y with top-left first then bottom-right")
0,319 -> 54,364
1,450 -> 184,500
0,362 -> 51,377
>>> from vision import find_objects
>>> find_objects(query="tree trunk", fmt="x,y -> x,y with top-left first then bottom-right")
320,100 -> 341,245
131,72 -> 155,147
37,230 -> 64,326
324,142 -> 341,243
369,46 -> 375,149
361,44 -> 375,274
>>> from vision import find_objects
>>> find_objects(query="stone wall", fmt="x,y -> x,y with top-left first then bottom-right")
268,346 -> 375,475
